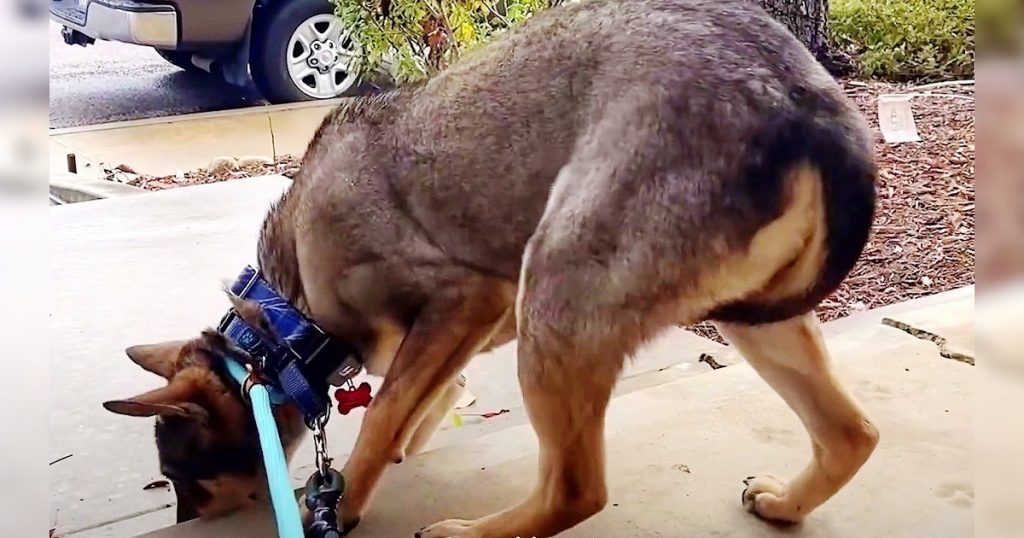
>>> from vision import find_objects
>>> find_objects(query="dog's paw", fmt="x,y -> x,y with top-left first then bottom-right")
741,474 -> 802,523
414,518 -> 480,538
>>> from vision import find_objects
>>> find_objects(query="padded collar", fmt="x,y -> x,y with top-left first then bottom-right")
218,266 -> 362,421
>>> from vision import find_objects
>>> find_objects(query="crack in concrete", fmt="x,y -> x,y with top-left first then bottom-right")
881,317 -> 975,365
60,503 -> 174,536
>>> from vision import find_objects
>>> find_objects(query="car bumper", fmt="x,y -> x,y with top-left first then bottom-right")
50,0 -> 179,49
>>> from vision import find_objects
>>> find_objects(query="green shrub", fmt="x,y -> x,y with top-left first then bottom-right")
976,0 -> 1023,56
333,0 -> 562,84
830,0 -> 975,80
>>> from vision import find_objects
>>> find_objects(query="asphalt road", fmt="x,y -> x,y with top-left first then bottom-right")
48,21 -> 267,129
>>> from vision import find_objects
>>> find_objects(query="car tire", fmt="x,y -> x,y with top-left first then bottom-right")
250,0 -> 361,104
155,49 -> 204,73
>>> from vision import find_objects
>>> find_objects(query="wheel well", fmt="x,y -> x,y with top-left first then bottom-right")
252,0 -> 289,21
250,0 -> 296,41
253,0 -> 280,11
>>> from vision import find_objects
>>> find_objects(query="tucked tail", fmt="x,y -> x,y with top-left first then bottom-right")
711,109 -> 877,323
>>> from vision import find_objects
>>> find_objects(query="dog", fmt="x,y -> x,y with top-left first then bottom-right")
103,0 -> 878,535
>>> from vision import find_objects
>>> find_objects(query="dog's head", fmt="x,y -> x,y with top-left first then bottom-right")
103,332 -> 266,522
103,300 -> 296,522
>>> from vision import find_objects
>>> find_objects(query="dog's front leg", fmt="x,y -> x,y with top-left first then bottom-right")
339,283 -> 513,532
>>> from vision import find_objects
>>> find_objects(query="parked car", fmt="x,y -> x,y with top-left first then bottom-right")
50,0 -> 365,103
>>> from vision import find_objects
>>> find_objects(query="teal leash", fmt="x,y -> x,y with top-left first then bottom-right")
224,359 -> 305,538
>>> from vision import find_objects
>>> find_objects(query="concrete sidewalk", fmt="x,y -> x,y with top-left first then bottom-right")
49,177 -> 294,537
48,177 -> 723,537
150,289 -> 973,538
49,175 -> 973,538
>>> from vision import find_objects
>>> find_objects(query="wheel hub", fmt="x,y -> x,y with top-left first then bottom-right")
308,40 -> 339,71
285,13 -> 359,99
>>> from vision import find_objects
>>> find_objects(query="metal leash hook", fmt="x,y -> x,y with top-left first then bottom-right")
311,411 -> 332,478
304,411 -> 345,538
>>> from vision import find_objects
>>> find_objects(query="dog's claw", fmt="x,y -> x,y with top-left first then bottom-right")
741,476 -> 754,505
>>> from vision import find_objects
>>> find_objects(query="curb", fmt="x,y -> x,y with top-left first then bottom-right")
49,100 -> 345,177
48,98 -> 346,136
821,285 -> 974,336
50,173 -> 147,205
702,285 -> 975,368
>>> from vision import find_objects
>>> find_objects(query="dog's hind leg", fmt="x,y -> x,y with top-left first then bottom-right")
715,314 -> 879,523
338,277 -> 514,531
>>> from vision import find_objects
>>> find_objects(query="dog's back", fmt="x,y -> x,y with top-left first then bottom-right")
292,0 -> 875,327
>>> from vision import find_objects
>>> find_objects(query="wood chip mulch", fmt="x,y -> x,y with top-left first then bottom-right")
688,80 -> 975,343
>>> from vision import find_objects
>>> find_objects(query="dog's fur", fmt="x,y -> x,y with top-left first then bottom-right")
105,0 -> 879,535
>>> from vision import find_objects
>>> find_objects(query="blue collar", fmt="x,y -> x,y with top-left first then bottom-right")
218,266 -> 362,421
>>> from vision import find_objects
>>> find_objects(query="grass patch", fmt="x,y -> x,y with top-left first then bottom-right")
830,0 -> 974,80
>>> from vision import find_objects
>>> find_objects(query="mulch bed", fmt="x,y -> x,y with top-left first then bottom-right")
104,155 -> 302,191
106,80 -> 976,343
830,81 -> 974,311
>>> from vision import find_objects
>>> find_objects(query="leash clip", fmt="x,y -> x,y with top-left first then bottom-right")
309,411 -> 332,479
304,467 -> 344,538
304,412 -> 345,538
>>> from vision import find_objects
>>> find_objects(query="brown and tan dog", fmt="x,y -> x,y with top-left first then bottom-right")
104,0 -> 879,535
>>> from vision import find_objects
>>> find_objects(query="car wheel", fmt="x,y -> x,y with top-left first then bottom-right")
251,0 -> 361,103
155,49 -> 204,73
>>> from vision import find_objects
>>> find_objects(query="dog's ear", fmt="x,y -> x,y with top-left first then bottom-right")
103,383 -> 209,425
224,290 -> 276,339
125,341 -> 188,379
